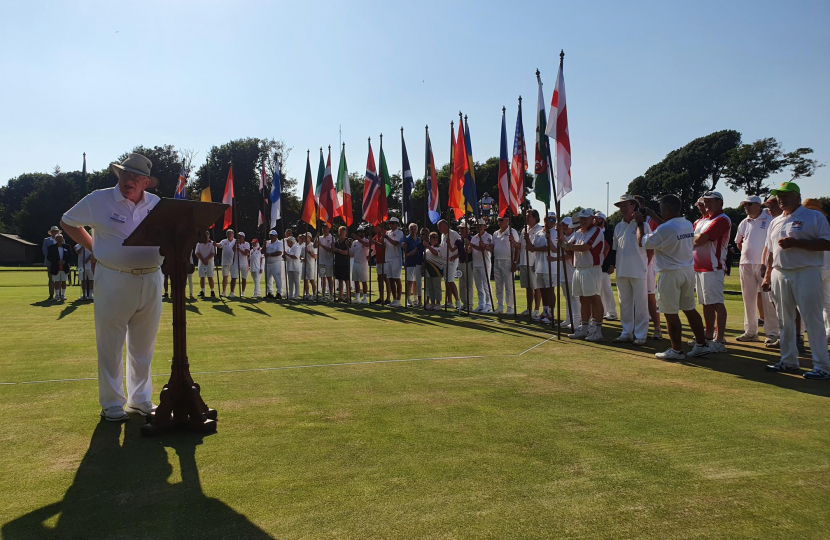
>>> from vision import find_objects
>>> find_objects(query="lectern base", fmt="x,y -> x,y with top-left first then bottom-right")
141,412 -> 217,436
140,378 -> 219,437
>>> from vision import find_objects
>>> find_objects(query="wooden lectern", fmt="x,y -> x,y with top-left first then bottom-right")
123,198 -> 228,436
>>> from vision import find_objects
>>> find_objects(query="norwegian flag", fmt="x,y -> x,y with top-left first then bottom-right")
174,164 -> 187,199
509,100 -> 528,214
362,141 -> 381,225
497,109 -> 510,217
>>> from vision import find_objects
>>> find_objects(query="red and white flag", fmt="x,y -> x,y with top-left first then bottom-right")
546,62 -> 571,199
222,165 -> 234,230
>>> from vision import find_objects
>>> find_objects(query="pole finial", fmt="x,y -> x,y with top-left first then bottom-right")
451,120 -> 454,128
342,141 -> 345,149
518,95 -> 522,104
560,49 -> 565,67
307,149 -> 310,157
535,68 -> 541,79
328,145 -> 331,152
400,126 -> 404,134
502,106 -> 506,114
464,114 -> 468,122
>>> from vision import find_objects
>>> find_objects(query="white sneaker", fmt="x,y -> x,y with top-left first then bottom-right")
586,326 -> 604,342
540,316 -> 551,324
456,301 -> 462,310
229,292 -> 236,298
568,324 -> 590,339
406,299 -> 413,307
655,348 -> 685,360
506,307 -> 515,315
474,305 -> 484,313
483,305 -> 493,313
125,401 -> 157,416
711,341 -> 727,353
688,342 -> 716,357
531,310 -> 540,321
612,334 -> 634,343
390,300 -> 402,307
736,333 -> 761,342
519,309 -> 529,316
101,406 -> 129,422
494,306 -> 504,314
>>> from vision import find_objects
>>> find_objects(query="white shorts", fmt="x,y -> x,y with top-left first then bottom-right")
657,266 -> 697,315
52,271 -> 68,282
352,262 -> 369,282
319,263 -> 334,278
198,262 -> 215,278
385,259 -> 402,279
303,262 -> 317,281
406,266 -> 422,282
230,263 -> 248,279
376,263 -> 386,277
80,265 -> 95,280
647,264 -> 656,295
444,260 -> 459,283
695,269 -> 725,305
221,264 -> 232,276
572,266 -> 602,297
536,272 -> 553,288
519,265 -> 536,289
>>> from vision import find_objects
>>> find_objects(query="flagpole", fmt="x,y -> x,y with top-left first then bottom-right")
401,126 -> 407,309
230,159 -> 241,299
367,138 -> 372,305
314,148 -> 321,302
81,152 -> 88,300
553,52 -> 575,334
460,112 -> 471,317
518,96 -> 533,323
445,121 -> 453,313
537,68 -> 557,335
423,125 -> 429,311
503,107 -> 518,319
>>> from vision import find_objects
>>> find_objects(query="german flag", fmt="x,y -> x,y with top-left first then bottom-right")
300,152 -> 317,228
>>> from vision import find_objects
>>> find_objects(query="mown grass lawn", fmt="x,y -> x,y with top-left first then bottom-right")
1,268 -> 829,539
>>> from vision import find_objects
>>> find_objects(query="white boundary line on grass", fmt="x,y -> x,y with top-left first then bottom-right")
0,335 -> 564,386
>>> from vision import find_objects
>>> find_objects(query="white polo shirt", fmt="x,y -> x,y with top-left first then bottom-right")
265,239 -> 283,262
441,230 -> 461,260
735,209 -> 772,265
641,217 -> 695,272
285,243 -> 302,272
318,234 -> 334,265
519,223 -> 543,266
304,242 -> 316,261
235,241 -> 250,266
470,232 -> 493,268
219,238 -> 236,266
62,186 -> 162,270
569,226 -> 604,269
492,227 -> 518,261
613,219 -> 648,278
766,205 -> 830,270
385,229 -> 405,262
195,242 -> 215,264
533,232 -> 554,275
249,247 -> 263,272
350,239 -> 369,263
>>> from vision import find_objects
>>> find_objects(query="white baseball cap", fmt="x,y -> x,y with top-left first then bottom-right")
575,208 -> 594,218
594,212 -> 607,220
388,217 -> 400,224
703,190 -> 724,200
741,195 -> 763,205
561,217 -> 573,226
269,230 -> 278,236
476,218 -> 486,225
237,231 -> 245,237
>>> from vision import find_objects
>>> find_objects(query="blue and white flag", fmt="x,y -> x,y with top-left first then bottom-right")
270,164 -> 282,227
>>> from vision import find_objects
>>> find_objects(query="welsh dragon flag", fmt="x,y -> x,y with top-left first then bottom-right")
533,74 -> 552,207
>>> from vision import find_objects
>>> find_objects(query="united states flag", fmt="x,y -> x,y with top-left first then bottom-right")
509,101 -> 527,214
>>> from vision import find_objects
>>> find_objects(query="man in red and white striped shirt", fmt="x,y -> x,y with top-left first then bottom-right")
561,208 -> 606,342
693,190 -> 732,352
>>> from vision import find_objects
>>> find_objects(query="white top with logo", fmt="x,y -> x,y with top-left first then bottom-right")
766,205 -> 830,270
318,234 -> 334,265
62,186 -> 162,269
735,209 -> 772,265
641,217 -> 695,272
470,232 -> 493,268
351,239 -> 370,264
285,243 -> 302,272
492,227 -> 518,261
385,229 -> 405,262
519,223 -> 543,267
265,239 -> 283,262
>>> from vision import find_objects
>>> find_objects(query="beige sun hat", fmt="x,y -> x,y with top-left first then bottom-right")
110,153 -> 159,189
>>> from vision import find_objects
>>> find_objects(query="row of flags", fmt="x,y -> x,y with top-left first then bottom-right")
179,61 -> 571,231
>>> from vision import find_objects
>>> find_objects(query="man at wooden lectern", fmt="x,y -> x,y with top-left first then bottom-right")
61,153 -> 163,422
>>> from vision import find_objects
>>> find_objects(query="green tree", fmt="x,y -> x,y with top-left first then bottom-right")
723,138 -> 823,197
627,130 -> 741,219
0,173 -> 52,232
14,175 -> 82,243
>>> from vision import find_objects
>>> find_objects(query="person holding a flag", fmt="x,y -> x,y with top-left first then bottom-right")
249,238 -> 263,299
470,218 -> 494,313
264,230 -> 284,299
216,229 -> 235,297
302,233 -> 317,301
371,223 -> 390,305
520,209 -> 543,319
492,215 -> 519,315
195,230 -> 216,298
404,223 -> 424,308
318,224 -> 336,301
561,209 -> 606,342
350,227 -> 370,304
229,232 -> 250,299
384,217 -> 405,307
438,219 -> 461,310
284,235 -> 302,301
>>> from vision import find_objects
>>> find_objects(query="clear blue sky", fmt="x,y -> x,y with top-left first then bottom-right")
2,0 -> 828,214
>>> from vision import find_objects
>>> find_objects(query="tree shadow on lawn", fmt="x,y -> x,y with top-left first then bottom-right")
1,419 -> 274,540
576,328 -> 830,399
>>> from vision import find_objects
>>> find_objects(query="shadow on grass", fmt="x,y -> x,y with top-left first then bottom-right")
29,299 -> 58,307
211,302 -> 235,316
1,420 -> 274,540
238,301 -> 271,317
282,303 -> 336,319
569,326 -> 830,399
57,299 -> 89,320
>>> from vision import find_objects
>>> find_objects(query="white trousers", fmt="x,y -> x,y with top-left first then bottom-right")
739,264 -> 779,336
251,271 -> 262,297
493,259 -> 514,310
616,276 -> 649,340
93,266 -> 163,409
473,265 -> 492,308
600,272 -> 617,317
771,267 -> 829,370
287,271 -> 300,299
823,269 -> 830,338
265,262 -> 283,295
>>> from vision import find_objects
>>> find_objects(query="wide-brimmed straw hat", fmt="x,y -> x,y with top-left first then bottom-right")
110,153 -> 159,189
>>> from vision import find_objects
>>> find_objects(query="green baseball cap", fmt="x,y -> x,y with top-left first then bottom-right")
770,181 -> 801,195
